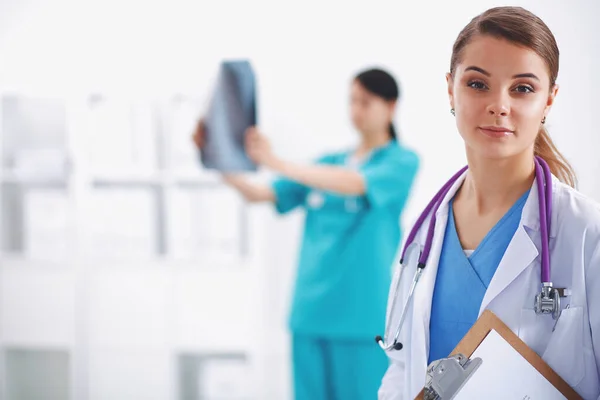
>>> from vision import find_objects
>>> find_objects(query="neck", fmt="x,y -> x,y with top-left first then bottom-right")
357,131 -> 390,156
458,149 -> 535,215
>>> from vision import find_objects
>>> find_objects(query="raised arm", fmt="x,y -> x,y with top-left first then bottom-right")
221,174 -> 275,203
246,127 -> 364,195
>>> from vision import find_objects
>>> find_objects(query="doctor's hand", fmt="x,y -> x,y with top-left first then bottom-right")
192,119 -> 205,150
245,127 -> 279,169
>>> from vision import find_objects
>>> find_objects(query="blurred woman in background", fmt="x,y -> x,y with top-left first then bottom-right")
194,68 -> 419,400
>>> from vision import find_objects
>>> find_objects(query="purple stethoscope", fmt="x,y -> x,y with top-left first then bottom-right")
376,156 -> 560,351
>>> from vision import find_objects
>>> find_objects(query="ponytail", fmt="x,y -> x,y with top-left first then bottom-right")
389,122 -> 398,141
534,126 -> 577,188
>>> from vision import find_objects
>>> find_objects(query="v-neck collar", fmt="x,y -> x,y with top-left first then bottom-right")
450,190 -> 530,260
447,190 -> 530,287
447,209 -> 487,287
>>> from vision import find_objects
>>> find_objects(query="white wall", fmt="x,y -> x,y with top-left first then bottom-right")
1,0 -> 599,399
1,0 -> 598,208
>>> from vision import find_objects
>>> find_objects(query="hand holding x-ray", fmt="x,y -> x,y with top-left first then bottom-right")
245,127 -> 277,168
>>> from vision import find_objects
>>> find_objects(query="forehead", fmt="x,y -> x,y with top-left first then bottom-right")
456,35 -> 550,82
351,81 -> 376,98
352,81 -> 368,94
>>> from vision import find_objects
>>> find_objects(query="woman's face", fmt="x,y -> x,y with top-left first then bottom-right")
447,35 -> 558,159
350,81 -> 395,135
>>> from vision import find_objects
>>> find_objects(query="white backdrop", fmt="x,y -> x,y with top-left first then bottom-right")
1,0 -> 599,398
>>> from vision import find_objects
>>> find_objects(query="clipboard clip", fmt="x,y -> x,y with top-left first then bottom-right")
423,353 -> 482,400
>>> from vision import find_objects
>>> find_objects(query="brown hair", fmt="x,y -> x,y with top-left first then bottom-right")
450,6 -> 576,187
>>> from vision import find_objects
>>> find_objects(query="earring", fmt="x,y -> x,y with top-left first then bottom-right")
450,108 -> 455,116
542,116 -> 546,124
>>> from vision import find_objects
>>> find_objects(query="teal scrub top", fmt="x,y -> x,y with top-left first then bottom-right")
272,141 -> 419,339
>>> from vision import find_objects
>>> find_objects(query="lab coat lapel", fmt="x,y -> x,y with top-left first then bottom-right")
479,176 -> 545,313
478,225 -> 539,313
409,172 -> 466,395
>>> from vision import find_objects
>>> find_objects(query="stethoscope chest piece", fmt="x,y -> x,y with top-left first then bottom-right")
534,284 -> 562,320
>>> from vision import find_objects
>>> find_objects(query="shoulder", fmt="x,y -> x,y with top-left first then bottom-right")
554,180 -> 600,250
555,181 -> 600,228
373,142 -> 420,167
555,182 -> 600,287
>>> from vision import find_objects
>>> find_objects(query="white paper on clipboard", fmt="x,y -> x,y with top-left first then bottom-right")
453,330 -> 566,399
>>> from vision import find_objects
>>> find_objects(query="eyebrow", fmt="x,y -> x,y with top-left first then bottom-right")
464,66 -> 540,81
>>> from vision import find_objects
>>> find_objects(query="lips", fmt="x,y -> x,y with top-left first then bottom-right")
478,126 -> 514,138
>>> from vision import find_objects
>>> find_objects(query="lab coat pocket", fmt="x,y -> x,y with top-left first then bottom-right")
541,306 -> 585,388
518,307 -> 585,388
518,307 -> 554,354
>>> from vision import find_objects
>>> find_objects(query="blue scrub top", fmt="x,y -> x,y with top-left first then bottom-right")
272,141 -> 419,339
428,190 -> 530,363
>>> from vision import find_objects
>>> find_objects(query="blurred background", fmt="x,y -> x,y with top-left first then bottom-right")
0,0 -> 599,399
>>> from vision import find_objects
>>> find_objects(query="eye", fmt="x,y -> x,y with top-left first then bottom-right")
514,84 -> 535,93
467,80 -> 487,90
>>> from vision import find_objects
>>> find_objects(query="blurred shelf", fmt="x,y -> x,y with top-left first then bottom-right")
90,170 -> 223,188
0,342 -> 74,352
0,254 -> 252,270
173,172 -> 222,188
91,172 -> 165,187
0,254 -> 74,270
84,256 -> 250,271
0,171 -> 68,187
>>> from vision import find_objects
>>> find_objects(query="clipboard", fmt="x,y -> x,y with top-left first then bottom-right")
415,310 -> 582,400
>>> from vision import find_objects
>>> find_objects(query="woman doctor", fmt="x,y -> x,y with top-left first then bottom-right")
194,68 -> 419,400
379,6 -> 600,400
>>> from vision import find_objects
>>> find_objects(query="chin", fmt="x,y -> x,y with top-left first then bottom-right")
467,141 -> 521,160
353,126 -> 367,135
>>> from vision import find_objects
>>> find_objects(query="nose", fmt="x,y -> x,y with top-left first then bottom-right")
486,92 -> 510,117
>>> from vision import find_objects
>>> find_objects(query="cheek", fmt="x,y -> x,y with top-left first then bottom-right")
454,101 -> 482,137
350,104 -> 364,121
514,98 -> 546,119
453,85 -> 475,107
512,98 -> 547,136
355,107 -> 379,127
454,90 -> 483,120
369,105 -> 390,125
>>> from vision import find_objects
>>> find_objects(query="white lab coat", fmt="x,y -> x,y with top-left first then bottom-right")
379,171 -> 600,400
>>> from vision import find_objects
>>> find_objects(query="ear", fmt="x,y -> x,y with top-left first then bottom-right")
387,99 -> 397,117
446,72 -> 454,109
543,84 -> 559,120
